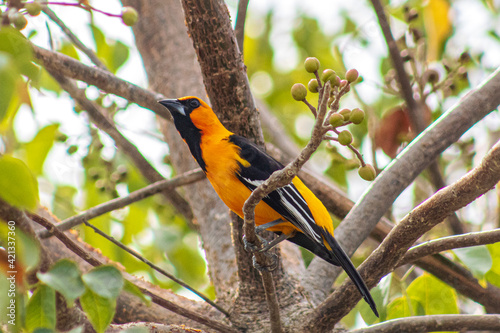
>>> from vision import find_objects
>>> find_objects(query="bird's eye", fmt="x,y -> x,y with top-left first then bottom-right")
189,99 -> 200,108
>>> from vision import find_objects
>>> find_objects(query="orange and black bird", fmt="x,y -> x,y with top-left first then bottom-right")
159,96 -> 378,316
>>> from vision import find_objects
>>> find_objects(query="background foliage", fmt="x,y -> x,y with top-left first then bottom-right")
0,0 -> 499,331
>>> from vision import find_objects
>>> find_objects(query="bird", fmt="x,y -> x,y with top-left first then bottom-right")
159,96 -> 378,316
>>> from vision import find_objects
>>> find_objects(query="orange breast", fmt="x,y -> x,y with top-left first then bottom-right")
201,135 -> 298,235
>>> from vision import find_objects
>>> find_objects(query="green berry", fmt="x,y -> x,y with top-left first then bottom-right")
339,108 -> 351,121
67,145 -> 78,155
11,12 -> 28,30
330,75 -> 340,86
329,113 -> 344,128
337,130 -> 353,146
25,2 -> 42,16
358,164 -> 376,181
350,108 -> 365,124
121,6 -> 138,26
308,79 -> 319,93
304,57 -> 320,73
346,69 -> 359,83
321,69 -> 335,82
291,83 -> 307,101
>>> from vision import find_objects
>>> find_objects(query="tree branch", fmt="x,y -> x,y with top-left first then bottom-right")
32,45 -> 171,120
31,213 -> 238,333
302,139 -> 500,331
350,314 -> 500,333
180,0 -> 262,144
400,229 -> 500,266
329,67 -> 500,275
38,169 -> 204,238
235,0 -> 249,53
81,218 -> 229,316
42,7 -> 108,70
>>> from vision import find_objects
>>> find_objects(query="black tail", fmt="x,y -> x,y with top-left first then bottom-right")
286,229 -> 378,316
321,229 -> 379,317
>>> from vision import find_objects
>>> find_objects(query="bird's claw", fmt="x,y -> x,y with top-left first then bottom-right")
252,253 -> 278,272
242,234 -> 268,253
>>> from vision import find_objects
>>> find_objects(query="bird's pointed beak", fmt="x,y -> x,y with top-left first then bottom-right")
158,99 -> 186,116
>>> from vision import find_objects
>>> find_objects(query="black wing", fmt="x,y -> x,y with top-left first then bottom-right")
229,135 -> 323,244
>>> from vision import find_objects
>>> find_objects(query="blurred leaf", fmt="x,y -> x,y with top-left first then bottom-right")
36,259 -> 85,306
453,245 -> 492,278
121,204 -> 148,245
26,285 -> 56,332
109,41 -> 129,73
80,289 -> 115,333
386,296 -> 424,320
166,239 -> 206,287
374,107 -> 411,158
357,284 -> 384,324
58,42 -> 80,60
90,25 -> 129,73
485,243 -> 500,288
0,52 -> 17,122
37,68 -> 62,94
0,27 -> 39,81
123,279 -> 151,305
407,273 -> 459,315
82,265 -> 124,300
0,222 -> 40,276
90,25 -> 108,60
424,0 -> 452,61
52,185 -> 78,219
24,124 -> 59,175
0,155 -> 39,211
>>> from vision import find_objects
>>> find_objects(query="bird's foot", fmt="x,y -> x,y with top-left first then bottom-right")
252,253 -> 279,272
242,234 -> 269,253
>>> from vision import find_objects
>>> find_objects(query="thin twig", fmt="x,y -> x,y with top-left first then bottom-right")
38,169 -> 204,239
350,314 -> 500,333
302,140 -> 500,332
30,213 -> 238,333
42,7 -> 108,70
234,0 -> 249,53
82,219 -> 229,316
399,229 -> 500,266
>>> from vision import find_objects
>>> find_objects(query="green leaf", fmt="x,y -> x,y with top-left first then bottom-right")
36,68 -> 62,94
58,42 -> 80,60
407,273 -> 459,315
0,27 -> 38,80
26,285 -> 56,332
386,296 -> 424,320
357,284 -> 384,324
486,243 -> 500,288
0,52 -> 17,122
123,280 -> 151,306
0,155 -> 39,211
80,289 -> 115,333
90,25 -> 109,65
53,185 -> 78,219
453,245 -> 492,278
36,259 -> 85,306
82,265 -> 124,300
109,41 -> 129,73
24,124 -> 59,175
33,329 -> 56,333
